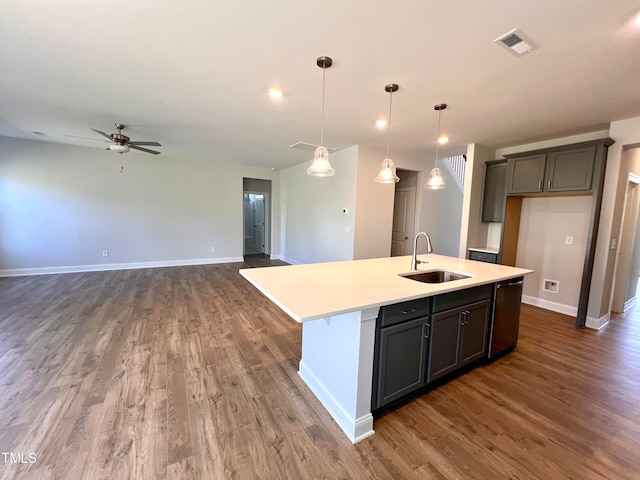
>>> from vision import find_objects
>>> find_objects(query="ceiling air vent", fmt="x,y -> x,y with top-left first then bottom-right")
289,142 -> 337,153
494,28 -> 538,57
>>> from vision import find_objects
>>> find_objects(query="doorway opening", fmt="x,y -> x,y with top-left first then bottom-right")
243,178 -> 272,257
391,169 -> 418,257
612,171 -> 640,313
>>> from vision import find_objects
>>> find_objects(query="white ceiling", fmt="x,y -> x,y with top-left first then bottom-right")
1,0 -> 640,169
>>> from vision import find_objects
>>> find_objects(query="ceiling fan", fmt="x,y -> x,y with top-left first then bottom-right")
90,123 -> 162,155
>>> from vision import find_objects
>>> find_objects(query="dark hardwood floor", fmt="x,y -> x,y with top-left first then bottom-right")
1,258 -> 639,479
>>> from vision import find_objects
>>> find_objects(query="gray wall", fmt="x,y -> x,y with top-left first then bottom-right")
516,196 -> 592,314
279,146 -> 358,264
0,137 -> 280,273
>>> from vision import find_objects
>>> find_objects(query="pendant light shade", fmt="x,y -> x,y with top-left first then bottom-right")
307,56 -> 335,177
425,167 -> 446,189
375,83 -> 400,184
307,146 -> 333,177
375,158 -> 399,183
425,103 -> 447,190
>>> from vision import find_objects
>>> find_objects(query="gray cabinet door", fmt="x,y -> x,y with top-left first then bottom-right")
427,309 -> 462,383
506,154 -> 546,194
545,146 -> 596,192
374,316 -> 429,409
460,299 -> 491,366
482,162 -> 507,222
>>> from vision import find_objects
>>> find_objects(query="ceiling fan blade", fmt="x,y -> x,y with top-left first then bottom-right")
129,144 -> 161,155
91,128 -> 114,140
129,141 -> 161,146
64,134 -> 110,142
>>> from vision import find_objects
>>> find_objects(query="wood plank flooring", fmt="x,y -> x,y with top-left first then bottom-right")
1,255 -> 640,479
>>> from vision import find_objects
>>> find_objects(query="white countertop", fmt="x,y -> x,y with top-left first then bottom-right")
239,254 -> 532,323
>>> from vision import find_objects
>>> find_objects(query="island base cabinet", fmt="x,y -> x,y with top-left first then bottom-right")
426,310 -> 461,383
427,299 -> 491,384
373,317 -> 429,410
460,300 -> 491,365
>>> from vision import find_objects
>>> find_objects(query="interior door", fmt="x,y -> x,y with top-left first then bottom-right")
391,187 -> 416,256
253,194 -> 265,254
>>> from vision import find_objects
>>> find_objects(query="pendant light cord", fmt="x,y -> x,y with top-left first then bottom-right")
386,90 -> 393,163
320,65 -> 326,148
434,108 -> 442,168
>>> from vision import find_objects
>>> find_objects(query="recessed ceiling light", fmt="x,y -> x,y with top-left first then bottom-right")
375,119 -> 387,128
438,136 -> 449,144
268,88 -> 283,99
633,11 -> 640,27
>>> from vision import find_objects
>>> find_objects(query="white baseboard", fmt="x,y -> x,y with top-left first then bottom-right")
280,255 -> 302,265
522,294 -> 577,317
586,313 -> 610,330
298,361 -> 374,444
0,256 -> 244,277
623,296 -> 637,312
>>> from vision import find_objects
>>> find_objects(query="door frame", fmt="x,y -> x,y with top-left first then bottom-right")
391,186 -> 417,257
611,172 -> 640,312
243,190 -> 271,255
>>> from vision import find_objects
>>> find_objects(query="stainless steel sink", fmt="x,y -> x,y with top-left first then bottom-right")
399,270 -> 471,283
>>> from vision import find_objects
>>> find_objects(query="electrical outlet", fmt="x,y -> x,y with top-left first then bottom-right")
102,250 -> 109,257
611,238 -> 617,250
210,246 -> 216,253
565,236 -> 573,245
344,226 -> 350,233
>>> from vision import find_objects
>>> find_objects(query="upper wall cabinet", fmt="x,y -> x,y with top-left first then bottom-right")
482,161 -> 507,222
505,154 -> 546,194
545,146 -> 595,192
505,145 -> 596,195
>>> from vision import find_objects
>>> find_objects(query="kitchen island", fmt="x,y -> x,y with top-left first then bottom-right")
240,254 -> 532,443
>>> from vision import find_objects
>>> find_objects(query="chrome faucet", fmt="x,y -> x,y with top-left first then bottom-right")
411,232 -> 433,270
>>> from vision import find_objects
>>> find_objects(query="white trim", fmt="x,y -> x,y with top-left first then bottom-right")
0,256 -> 244,277
623,296 -> 637,312
586,313 -> 610,330
269,254 -> 283,261
298,361 -> 375,444
280,255 -> 302,265
522,294 -> 577,316
244,189 -> 271,255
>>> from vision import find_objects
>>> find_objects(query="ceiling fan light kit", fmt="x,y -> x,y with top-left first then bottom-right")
109,144 -> 130,154
375,83 -> 400,184
307,56 -> 336,177
424,103 -> 447,190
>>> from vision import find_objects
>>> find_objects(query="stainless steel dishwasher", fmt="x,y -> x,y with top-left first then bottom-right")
488,277 -> 524,358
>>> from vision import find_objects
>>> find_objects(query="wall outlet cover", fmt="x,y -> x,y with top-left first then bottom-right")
543,279 -> 559,294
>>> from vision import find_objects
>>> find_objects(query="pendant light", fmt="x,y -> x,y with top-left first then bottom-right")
425,103 -> 447,189
375,84 -> 400,184
307,56 -> 335,177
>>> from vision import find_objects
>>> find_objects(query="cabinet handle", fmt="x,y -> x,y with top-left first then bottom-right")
548,179 -> 552,189
538,180 -> 542,190
497,280 -> 523,288
401,308 -> 416,315
459,312 -> 466,326
424,323 -> 430,339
